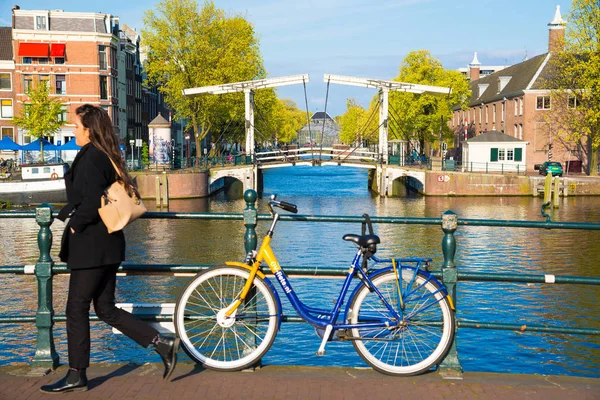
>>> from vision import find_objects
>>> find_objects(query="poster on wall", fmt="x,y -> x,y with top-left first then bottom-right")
149,128 -> 171,166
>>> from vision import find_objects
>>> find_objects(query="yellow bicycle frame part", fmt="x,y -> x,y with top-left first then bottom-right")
224,236 -> 281,317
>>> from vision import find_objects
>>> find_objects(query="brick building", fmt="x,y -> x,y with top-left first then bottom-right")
450,5 -> 583,173
2,6 -> 177,164
0,26 -> 16,160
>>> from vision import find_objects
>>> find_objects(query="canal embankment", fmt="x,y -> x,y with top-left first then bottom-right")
419,170 -> 600,196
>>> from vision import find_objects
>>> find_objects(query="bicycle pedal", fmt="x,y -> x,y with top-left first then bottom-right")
316,324 -> 333,357
316,350 -> 326,356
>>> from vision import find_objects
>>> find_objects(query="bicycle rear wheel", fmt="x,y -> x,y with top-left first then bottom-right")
349,269 -> 455,376
174,266 -> 280,371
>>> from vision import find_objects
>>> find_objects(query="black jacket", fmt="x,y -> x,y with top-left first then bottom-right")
58,143 -> 125,269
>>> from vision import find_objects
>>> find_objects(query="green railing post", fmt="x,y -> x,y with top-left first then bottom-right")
438,209 -> 463,379
30,203 -> 59,373
243,189 -> 258,255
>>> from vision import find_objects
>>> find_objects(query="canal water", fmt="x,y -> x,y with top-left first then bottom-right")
1,166 -> 599,377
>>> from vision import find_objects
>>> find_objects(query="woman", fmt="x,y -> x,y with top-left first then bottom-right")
41,105 -> 179,393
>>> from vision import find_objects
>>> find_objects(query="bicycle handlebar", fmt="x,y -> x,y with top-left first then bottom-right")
268,197 -> 298,214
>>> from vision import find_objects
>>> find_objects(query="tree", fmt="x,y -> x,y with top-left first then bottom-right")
545,0 -> 600,175
339,99 -> 368,145
142,0 -> 266,163
13,82 -> 63,162
266,99 -> 306,145
388,50 -> 470,154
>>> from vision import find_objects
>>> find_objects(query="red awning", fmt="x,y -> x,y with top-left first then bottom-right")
18,43 -> 49,57
50,44 -> 65,57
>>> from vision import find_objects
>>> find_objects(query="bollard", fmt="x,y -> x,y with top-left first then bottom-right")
544,173 -> 552,204
438,210 -> 463,379
243,189 -> 258,255
30,203 -> 59,373
553,177 -> 560,208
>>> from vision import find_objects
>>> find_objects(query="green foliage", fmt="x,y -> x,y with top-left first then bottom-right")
13,82 -> 64,161
545,0 -> 600,175
339,98 -> 368,145
388,50 -> 471,151
142,0 -> 266,155
0,199 -> 13,209
262,98 -> 305,144
141,142 -> 150,167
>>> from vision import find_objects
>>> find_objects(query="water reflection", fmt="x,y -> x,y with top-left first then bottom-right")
0,166 -> 598,377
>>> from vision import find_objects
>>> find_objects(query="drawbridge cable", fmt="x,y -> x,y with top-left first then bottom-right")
342,101 -> 380,162
319,77 -> 331,162
302,77 -> 314,164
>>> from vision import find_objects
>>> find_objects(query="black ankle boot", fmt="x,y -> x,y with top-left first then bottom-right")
153,335 -> 180,381
40,368 -> 88,393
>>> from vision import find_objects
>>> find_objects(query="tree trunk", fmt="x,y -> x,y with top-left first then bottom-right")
39,140 -> 45,163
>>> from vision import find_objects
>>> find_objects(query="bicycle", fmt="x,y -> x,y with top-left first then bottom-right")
174,196 -> 456,376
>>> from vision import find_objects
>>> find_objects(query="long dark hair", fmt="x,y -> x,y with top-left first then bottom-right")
75,104 -> 139,196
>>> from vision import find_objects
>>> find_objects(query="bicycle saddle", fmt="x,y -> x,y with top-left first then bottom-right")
343,234 -> 380,248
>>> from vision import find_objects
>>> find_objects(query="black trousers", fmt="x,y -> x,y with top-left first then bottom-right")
66,263 -> 159,369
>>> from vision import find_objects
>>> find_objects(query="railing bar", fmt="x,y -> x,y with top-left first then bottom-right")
2,315 -> 598,336
2,211 -> 600,230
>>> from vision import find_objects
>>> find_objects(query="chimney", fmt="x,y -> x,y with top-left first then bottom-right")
548,5 -> 566,52
11,5 -> 20,29
469,52 -> 481,81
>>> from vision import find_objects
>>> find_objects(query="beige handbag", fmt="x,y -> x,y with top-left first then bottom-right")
98,157 -> 146,233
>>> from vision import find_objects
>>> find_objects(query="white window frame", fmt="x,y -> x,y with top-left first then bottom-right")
35,14 -> 48,31
568,96 -> 579,109
1,126 -> 14,140
536,95 -> 551,110
0,73 -> 11,91
506,148 -> 514,161
0,99 -> 13,119
55,75 -> 66,95
514,99 -> 518,116
519,98 -> 523,115
519,124 -> 523,140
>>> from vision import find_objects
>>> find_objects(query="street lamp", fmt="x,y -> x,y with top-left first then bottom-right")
129,139 -> 134,170
184,133 -> 191,167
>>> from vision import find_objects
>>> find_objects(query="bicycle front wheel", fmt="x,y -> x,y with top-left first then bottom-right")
174,266 -> 280,371
349,269 -> 455,376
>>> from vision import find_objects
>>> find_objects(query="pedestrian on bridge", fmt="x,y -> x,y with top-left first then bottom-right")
40,105 -> 180,394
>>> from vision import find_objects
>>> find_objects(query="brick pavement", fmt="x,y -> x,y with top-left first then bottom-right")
0,363 -> 598,400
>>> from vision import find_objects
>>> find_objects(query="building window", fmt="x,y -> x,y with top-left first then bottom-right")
111,76 -> 117,99
39,74 -> 50,88
491,147 -> 520,162
100,76 -> 108,100
519,124 -> 523,140
110,46 -> 117,70
485,105 -> 488,123
514,99 -> 518,116
506,149 -> 514,161
98,45 -> 107,71
568,96 -> 579,109
22,57 -> 32,64
0,73 -> 10,90
58,106 -> 67,123
514,124 -> 518,137
38,58 -> 48,65
493,104 -> 496,123
54,57 -> 65,65
1,126 -> 14,139
519,98 -> 523,115
501,102 -> 505,122
536,96 -> 551,110
36,15 -> 47,30
23,75 -> 33,93
55,75 -> 66,94
0,99 -> 13,118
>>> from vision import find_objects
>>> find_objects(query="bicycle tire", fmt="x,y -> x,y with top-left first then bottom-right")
349,269 -> 455,376
174,266 -> 280,371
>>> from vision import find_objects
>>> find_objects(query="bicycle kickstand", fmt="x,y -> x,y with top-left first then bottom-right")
316,324 -> 333,356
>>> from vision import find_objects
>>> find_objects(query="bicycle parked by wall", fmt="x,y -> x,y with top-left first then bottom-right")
174,196 -> 456,376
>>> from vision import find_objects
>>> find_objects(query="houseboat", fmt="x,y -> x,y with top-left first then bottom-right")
0,163 -> 67,204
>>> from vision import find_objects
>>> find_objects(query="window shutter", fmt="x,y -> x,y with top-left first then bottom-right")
515,148 -> 522,162
490,148 -> 498,162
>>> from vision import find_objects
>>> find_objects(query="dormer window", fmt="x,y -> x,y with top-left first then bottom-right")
478,83 -> 489,98
498,76 -> 511,93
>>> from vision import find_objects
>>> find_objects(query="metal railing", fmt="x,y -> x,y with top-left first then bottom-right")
1,193 -> 599,377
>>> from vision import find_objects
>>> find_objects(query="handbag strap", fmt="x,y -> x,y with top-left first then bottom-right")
106,156 -> 124,179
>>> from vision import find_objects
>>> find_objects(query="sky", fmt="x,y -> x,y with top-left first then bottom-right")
0,0 -> 570,116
